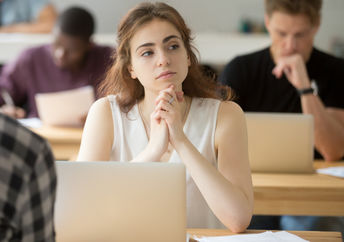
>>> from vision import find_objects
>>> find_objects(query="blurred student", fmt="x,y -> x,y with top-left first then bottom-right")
77,2 -> 253,231
0,6 -> 113,118
0,113 -> 57,241
220,0 -> 344,162
219,0 -> 344,232
0,0 -> 57,33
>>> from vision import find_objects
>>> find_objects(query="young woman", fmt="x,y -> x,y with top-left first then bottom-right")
77,2 -> 253,232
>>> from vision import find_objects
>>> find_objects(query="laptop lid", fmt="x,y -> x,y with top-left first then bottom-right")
35,86 -> 94,127
245,113 -> 314,173
54,161 -> 186,242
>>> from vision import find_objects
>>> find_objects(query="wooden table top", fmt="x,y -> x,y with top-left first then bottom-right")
252,161 -> 344,216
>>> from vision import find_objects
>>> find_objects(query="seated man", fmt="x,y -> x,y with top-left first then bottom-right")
220,0 -> 344,162
0,6 -> 114,118
0,113 -> 56,241
0,0 -> 57,33
219,0 -> 344,231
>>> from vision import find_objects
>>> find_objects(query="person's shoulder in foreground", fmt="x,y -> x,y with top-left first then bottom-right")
0,113 -> 57,241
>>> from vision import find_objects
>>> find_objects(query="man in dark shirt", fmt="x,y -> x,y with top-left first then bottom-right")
0,113 -> 56,241
0,6 -> 113,118
219,0 -> 344,232
219,0 -> 344,162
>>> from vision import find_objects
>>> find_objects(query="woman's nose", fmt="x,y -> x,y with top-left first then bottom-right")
157,51 -> 170,67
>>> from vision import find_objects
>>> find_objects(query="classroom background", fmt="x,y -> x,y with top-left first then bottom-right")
51,0 -> 344,58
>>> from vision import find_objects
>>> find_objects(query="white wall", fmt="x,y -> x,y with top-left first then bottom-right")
52,0 -> 344,53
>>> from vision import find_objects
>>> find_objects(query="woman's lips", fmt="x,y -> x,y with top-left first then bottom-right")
156,71 -> 176,79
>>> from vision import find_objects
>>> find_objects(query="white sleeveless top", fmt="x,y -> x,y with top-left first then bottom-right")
107,95 -> 225,228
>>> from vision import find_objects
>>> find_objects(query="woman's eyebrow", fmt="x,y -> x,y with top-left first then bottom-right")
163,35 -> 180,43
135,35 -> 181,52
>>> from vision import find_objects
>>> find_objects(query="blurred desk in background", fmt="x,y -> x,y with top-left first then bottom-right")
0,33 -> 270,68
31,125 -> 82,160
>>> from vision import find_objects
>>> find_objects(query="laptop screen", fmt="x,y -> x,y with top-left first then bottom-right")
245,113 -> 314,173
54,161 -> 186,242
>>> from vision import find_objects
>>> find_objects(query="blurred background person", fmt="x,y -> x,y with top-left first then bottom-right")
219,0 -> 344,233
0,6 -> 114,118
220,0 -> 344,162
0,0 -> 57,33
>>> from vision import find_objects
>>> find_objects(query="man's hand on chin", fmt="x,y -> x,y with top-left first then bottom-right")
272,54 -> 311,89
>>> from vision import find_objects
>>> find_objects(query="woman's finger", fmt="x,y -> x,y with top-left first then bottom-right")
175,91 -> 184,102
155,99 -> 173,113
155,92 -> 172,105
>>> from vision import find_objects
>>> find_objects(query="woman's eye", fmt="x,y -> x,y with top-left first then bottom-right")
142,51 -> 153,57
169,44 -> 179,50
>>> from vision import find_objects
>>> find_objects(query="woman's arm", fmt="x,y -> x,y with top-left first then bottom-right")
215,101 -> 253,230
172,101 -> 253,232
77,98 -> 114,161
78,96 -> 170,162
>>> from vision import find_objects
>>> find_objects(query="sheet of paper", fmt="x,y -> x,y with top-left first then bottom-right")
35,86 -> 95,127
317,166 -> 344,178
193,231 -> 308,242
18,117 -> 42,128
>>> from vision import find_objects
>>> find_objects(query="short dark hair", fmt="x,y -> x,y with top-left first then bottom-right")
57,6 -> 95,41
265,0 -> 322,25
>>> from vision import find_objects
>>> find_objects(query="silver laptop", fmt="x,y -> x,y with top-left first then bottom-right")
54,161 -> 186,242
245,113 -> 314,173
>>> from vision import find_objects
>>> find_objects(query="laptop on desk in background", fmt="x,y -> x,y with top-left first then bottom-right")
245,113 -> 314,173
54,161 -> 186,242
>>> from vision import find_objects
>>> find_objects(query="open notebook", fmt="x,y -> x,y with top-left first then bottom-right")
54,161 -> 186,242
245,113 -> 314,173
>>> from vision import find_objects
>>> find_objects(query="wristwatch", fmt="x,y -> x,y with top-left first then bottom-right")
297,81 -> 318,96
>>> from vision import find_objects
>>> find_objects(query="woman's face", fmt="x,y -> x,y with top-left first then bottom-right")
128,19 -> 190,94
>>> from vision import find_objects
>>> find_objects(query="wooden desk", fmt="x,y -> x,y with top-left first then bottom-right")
253,161 -> 344,216
31,125 -> 83,160
188,229 -> 342,242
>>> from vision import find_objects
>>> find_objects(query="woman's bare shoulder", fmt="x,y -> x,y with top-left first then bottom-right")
215,100 -> 246,135
86,96 -> 113,126
218,101 -> 245,120
89,96 -> 112,114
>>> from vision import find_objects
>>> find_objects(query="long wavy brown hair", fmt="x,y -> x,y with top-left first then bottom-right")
98,2 -> 232,113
